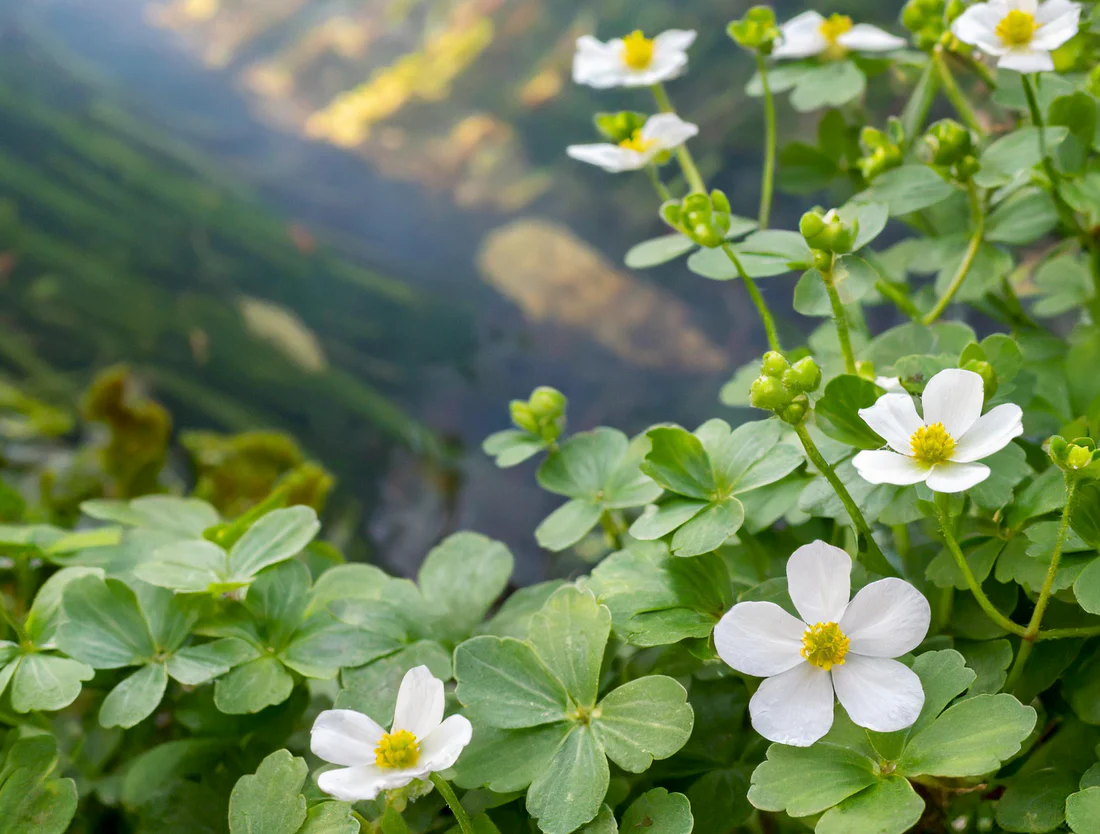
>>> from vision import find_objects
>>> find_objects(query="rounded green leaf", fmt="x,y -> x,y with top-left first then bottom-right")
228,749 -> 308,834
214,655 -> 295,714
669,497 -> 744,558
537,429 -> 629,499
100,662 -> 169,729
9,653 -> 94,713
816,776 -> 924,834
535,500 -> 604,552
453,722 -> 570,793
593,676 -> 693,773
57,576 -> 156,668
337,640 -> 452,724
227,505 -> 320,581
1067,787 -> 1100,834
815,375 -> 889,450
528,586 -> 610,708
136,540 -> 228,594
642,427 -> 715,500
0,736 -> 78,834
454,635 -> 570,728
167,637 -> 260,686
620,789 -> 692,834
863,164 -> 956,216
625,234 -> 697,269
747,743 -> 877,817
995,768 -> 1077,834
527,725 -> 610,834
419,532 -> 513,638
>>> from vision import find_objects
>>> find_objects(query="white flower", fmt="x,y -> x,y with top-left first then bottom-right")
853,368 -> 1024,494
567,113 -> 699,173
311,666 -> 472,801
772,11 -> 907,60
951,0 -> 1081,73
715,541 -> 929,747
573,29 -> 697,88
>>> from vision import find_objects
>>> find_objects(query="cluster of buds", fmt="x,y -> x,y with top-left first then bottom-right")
661,190 -> 734,248
728,6 -> 780,54
901,0 -> 965,50
1048,436 -> 1100,479
510,386 -> 567,444
749,352 -> 822,425
800,208 -> 859,271
918,119 -> 979,181
593,111 -> 649,144
857,120 -> 904,182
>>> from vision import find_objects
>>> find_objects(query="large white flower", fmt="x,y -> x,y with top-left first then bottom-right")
772,11 -> 907,60
951,0 -> 1081,73
311,666 -> 472,801
567,113 -> 698,173
573,29 -> 697,88
715,541 -> 929,747
853,368 -> 1024,494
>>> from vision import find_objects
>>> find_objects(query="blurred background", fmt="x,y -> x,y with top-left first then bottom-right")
0,0 -> 901,581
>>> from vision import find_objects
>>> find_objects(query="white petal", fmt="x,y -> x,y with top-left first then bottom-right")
311,709 -> 386,767
875,376 -> 905,393
838,25 -> 907,52
831,656 -> 924,733
624,54 -> 689,87
713,601 -> 807,677
773,11 -> 828,59
852,450 -> 929,486
840,579 -> 931,657
951,404 -> 1024,463
572,36 -> 627,88
1032,10 -> 1080,50
392,665 -> 444,738
418,714 -> 474,773
787,541 -> 851,625
653,29 -> 697,53
858,393 -> 923,454
641,113 -> 699,151
1010,0 -> 1039,13
925,461 -> 991,493
921,369 -> 985,438
1036,0 -> 1080,24
317,764 -> 412,802
951,4 -> 1010,54
566,144 -> 645,173
749,663 -> 835,747
998,48 -> 1055,72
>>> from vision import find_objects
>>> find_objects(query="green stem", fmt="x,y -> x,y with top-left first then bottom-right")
793,424 -> 895,576
933,494 -> 1027,637
900,58 -> 941,146
1038,625 -> 1100,641
923,181 -> 985,324
875,279 -> 922,320
599,510 -> 625,551
934,51 -> 983,135
754,53 -> 777,229
1004,479 -> 1078,692
430,774 -> 474,834
651,83 -> 706,194
645,165 -> 672,202
819,256 -> 857,374
722,244 -> 781,353
0,595 -> 28,645
952,50 -> 997,89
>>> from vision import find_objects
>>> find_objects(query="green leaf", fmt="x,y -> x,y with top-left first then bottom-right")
669,497 -> 744,557
281,615 -> 378,678
863,165 -> 957,216
538,429 -> 629,499
0,735 -> 78,834
794,257 -> 878,316
214,655 -> 295,714
528,586 -> 610,708
907,649 -> 977,736
167,637 -> 259,685
452,723 -> 569,793
526,725 -> 609,834
957,640 -> 1013,696
620,789 -> 693,834
703,419 -> 800,495
624,234 -> 698,269
9,653 -> 94,713
57,576 -> 156,668
641,427 -> 714,499
974,127 -> 1069,189
135,540 -> 229,593
483,429 -> 547,468
688,768 -> 753,833
298,802 -> 360,834
789,60 -> 866,112
816,776 -> 924,834
815,375 -> 888,449
628,500 -> 708,542
593,676 -> 693,772
971,444 -> 1032,512
576,805 -> 617,834
481,581 -> 566,640
227,506 -> 319,581
995,767 -> 1077,833
23,566 -> 104,647
535,500 -> 604,552
1067,787 -> 1100,834
337,640 -> 452,724
228,749 -> 308,834
454,636 -> 570,728
840,201 -> 890,251
100,662 -> 168,728
1074,557 -> 1100,615
899,693 -> 1036,777
986,189 -> 1058,245
419,532 -> 513,639
747,743 -> 877,817
81,495 -> 219,536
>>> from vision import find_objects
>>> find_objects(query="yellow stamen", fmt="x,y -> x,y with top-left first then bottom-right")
621,30 -> 655,70
819,14 -> 854,44
618,128 -> 656,153
910,422 -> 956,466
374,730 -> 420,769
801,622 -> 850,671
996,9 -> 1038,47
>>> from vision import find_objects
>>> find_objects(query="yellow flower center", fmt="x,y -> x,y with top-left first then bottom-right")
374,730 -> 420,769
618,128 -> 656,153
818,14 -> 854,59
622,30 -> 655,70
996,10 -> 1038,47
801,622 -> 850,671
910,422 -> 957,466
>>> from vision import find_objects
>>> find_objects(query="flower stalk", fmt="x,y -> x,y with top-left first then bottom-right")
721,244 -> 781,353
934,51 -> 984,135
923,181 -> 985,324
819,256 -> 858,374
430,774 -> 474,834
651,83 -> 706,193
754,53 -> 777,229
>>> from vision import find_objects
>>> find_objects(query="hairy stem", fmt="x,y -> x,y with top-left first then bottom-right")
722,244 -> 781,353
923,182 -> 985,324
755,53 -> 776,229
934,51 -> 983,135
933,494 -> 1027,637
651,83 -> 706,193
819,257 -> 857,374
430,774 -> 474,834
793,424 -> 895,576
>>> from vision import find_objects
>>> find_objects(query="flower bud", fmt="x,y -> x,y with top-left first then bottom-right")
593,111 -> 648,144
961,359 -> 997,402
510,400 -> 540,435
662,191 -> 733,248
799,209 -> 826,241
901,0 -> 947,50
953,154 -> 980,182
750,375 -> 793,412
857,125 -> 903,181
919,119 -> 974,167
779,398 -> 808,426
1049,435 -> 1100,478
760,351 -> 791,378
812,250 -> 833,273
783,357 -> 823,394
801,209 -> 857,254
728,6 -> 781,54
529,386 -> 566,419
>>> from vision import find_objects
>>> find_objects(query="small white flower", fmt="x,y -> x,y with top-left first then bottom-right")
567,113 -> 699,173
853,368 -> 1024,494
573,29 -> 697,88
311,666 -> 472,801
772,11 -> 907,60
715,541 -> 929,747
951,0 -> 1081,73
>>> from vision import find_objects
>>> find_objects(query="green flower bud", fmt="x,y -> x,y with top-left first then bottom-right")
660,201 -> 683,228
919,119 -> 974,167
761,351 -> 791,378
812,249 -> 833,273
1067,444 -> 1093,470
799,210 -> 826,241
728,6 -> 781,54
802,209 -> 857,254
954,154 -> 981,181
661,191 -> 733,249
779,398 -> 808,426
783,357 -> 823,394
945,0 -> 966,23
1049,435 -> 1100,477
593,111 -> 648,144
529,386 -> 566,419
750,375 -> 793,412
510,400 -> 540,434
961,359 -> 997,402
